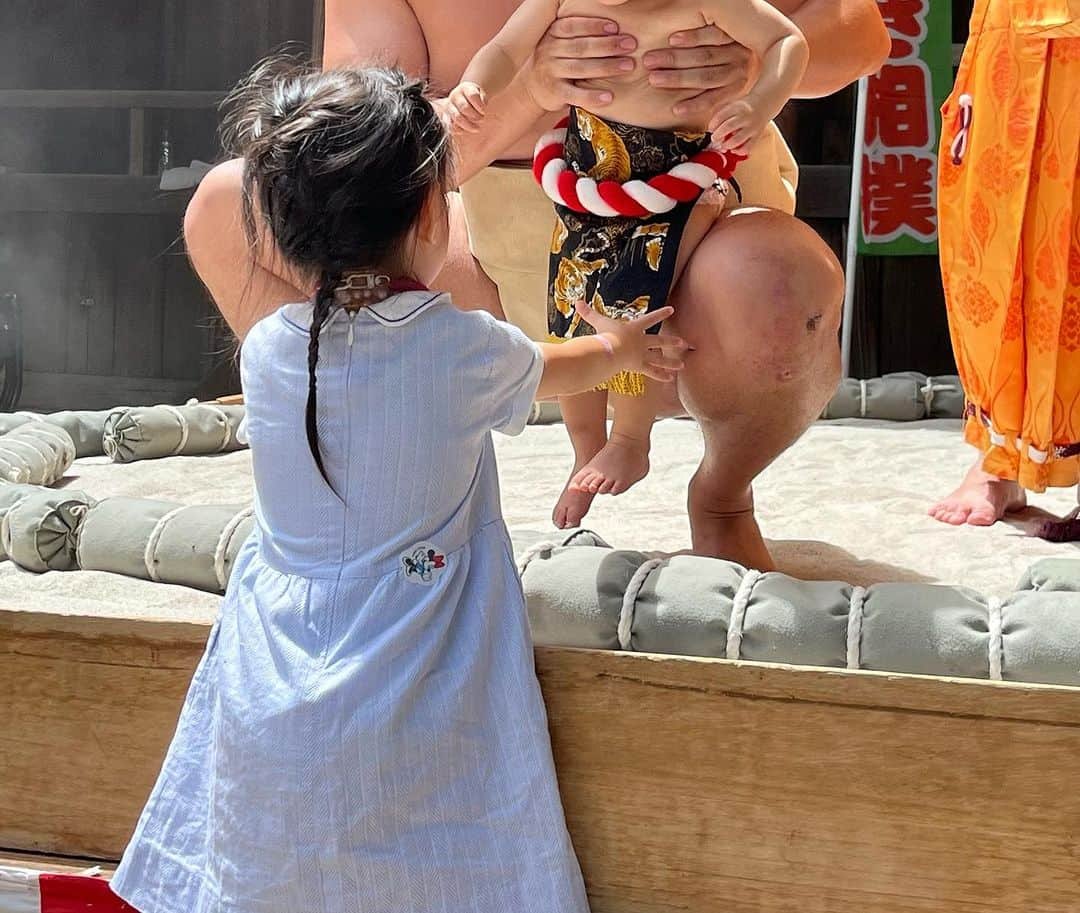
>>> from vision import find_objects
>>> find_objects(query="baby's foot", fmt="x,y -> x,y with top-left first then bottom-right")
553,442 -> 605,530
929,461 -> 1027,527
570,433 -> 650,499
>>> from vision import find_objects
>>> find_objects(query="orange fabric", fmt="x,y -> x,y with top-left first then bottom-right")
938,0 -> 1080,491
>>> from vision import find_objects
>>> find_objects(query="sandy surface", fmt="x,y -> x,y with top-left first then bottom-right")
2,418 -> 1077,621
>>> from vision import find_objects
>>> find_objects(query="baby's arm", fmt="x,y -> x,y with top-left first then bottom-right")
702,0 -> 808,152
449,0 -> 561,131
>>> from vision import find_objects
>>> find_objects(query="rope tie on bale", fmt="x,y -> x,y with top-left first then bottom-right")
726,569 -> 763,660
618,558 -> 664,650
144,506 -> 187,582
516,541 -> 560,577
987,596 -> 1004,681
161,405 -> 191,456
213,506 -> 255,591
846,586 -> 867,670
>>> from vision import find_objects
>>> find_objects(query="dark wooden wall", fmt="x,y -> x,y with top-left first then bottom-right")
0,1 -> 314,410
1,0 -> 967,409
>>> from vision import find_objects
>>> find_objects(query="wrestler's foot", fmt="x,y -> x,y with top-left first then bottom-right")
929,461 -> 1027,527
570,432 -> 651,499
688,477 -> 775,571
553,436 -> 607,530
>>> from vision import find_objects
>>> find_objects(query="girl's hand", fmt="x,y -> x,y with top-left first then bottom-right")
447,82 -> 487,134
644,25 -> 757,121
576,301 -> 688,382
525,17 -> 638,111
710,99 -> 765,155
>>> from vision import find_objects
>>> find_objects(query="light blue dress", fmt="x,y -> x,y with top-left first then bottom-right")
111,291 -> 590,913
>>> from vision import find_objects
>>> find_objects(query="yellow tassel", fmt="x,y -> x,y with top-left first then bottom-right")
603,371 -> 647,397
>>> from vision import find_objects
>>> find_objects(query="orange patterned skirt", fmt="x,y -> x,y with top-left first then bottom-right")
938,0 -> 1080,491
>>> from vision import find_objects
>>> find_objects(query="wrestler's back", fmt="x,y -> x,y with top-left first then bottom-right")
557,0 -> 713,131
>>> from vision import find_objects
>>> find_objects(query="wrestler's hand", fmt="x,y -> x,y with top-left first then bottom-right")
447,82 -> 487,134
644,25 -> 756,122
709,99 -> 765,155
525,17 -> 638,111
576,302 -> 688,383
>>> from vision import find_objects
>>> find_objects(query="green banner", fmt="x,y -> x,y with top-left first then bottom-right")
857,0 -> 954,255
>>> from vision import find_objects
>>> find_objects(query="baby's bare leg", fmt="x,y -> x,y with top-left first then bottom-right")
553,390 -> 609,529
568,194 -> 722,499
571,389 -> 657,496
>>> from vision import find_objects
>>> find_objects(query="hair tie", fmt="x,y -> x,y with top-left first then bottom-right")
334,272 -> 392,310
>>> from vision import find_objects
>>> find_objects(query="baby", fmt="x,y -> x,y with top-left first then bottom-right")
449,0 -> 808,529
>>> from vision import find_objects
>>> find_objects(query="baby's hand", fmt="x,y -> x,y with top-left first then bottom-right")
576,301 -> 687,383
709,99 -> 766,155
447,82 -> 487,134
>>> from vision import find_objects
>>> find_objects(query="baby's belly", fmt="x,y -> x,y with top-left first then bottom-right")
576,77 -> 712,133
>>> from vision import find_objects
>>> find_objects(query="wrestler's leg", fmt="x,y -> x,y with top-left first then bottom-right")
668,208 -> 844,570
569,194 -> 723,500
184,161 -> 503,338
553,390 -> 609,528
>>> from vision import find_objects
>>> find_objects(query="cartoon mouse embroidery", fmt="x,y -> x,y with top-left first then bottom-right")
403,546 -> 446,583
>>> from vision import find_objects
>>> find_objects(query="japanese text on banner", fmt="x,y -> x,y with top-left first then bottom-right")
858,0 -> 952,255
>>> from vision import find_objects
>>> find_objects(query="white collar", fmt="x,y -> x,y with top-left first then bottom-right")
281,291 -> 448,333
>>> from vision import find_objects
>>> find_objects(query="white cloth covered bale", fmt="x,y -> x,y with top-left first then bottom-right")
1,488 -> 95,572
520,542 -> 1080,686
0,410 -> 118,458
76,498 -> 185,580
77,498 -> 252,593
0,422 -> 76,485
822,372 -> 965,421
103,404 -> 246,463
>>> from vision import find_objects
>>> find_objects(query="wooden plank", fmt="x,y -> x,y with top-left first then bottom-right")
0,852 -> 116,875
794,164 -> 850,220
2,214 -> 69,374
128,108 -> 146,176
3,598 -> 1080,913
0,175 -> 194,215
18,370 -> 197,411
110,216 -> 169,380
536,649 -> 1080,913
0,90 -> 225,110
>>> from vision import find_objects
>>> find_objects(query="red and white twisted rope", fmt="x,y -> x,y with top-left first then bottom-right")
532,116 -> 743,218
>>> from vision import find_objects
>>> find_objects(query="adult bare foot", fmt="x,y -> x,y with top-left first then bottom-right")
570,432 -> 651,499
552,434 -> 607,529
688,476 -> 775,571
929,459 -> 1027,527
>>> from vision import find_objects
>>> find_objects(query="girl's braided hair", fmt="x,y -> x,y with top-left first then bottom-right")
220,56 -> 452,486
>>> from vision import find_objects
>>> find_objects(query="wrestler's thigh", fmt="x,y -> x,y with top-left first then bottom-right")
436,191 -> 506,319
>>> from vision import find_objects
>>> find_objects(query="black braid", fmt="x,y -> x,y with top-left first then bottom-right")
306,274 -> 339,487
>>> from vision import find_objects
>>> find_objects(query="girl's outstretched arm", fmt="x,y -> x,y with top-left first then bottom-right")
535,304 -> 688,400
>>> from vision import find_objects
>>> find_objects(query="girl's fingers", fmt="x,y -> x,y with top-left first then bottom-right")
630,306 -> 674,331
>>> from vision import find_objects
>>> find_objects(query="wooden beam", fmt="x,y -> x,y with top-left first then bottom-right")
0,175 -> 193,215
0,90 -> 224,110
3,603 -> 1079,913
18,371 -> 198,412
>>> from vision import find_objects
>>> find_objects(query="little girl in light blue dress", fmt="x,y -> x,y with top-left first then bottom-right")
110,58 -> 686,913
